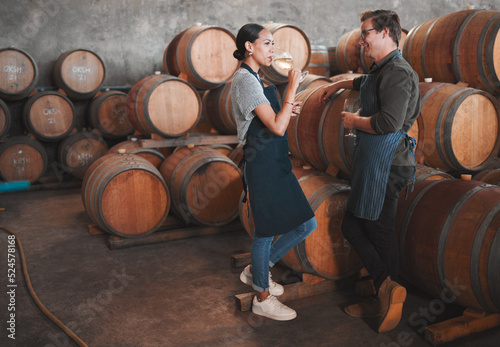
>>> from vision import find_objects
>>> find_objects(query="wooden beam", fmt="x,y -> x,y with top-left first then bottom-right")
424,309 -> 500,346
107,219 -> 244,250
140,134 -> 239,149
231,252 -> 251,268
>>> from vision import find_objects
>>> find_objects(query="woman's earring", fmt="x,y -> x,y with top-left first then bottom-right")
249,52 -> 252,56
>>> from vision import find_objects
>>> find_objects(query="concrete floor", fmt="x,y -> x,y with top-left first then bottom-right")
0,187 -> 499,347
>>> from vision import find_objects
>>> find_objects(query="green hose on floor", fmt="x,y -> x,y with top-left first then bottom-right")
1,225 -> 88,347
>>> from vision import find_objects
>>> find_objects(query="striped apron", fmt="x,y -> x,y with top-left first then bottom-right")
347,52 -> 415,220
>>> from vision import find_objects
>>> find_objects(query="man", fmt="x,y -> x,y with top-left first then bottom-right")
320,10 -> 421,333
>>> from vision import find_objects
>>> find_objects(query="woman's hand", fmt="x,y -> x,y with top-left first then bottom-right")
290,101 -> 302,117
287,68 -> 302,91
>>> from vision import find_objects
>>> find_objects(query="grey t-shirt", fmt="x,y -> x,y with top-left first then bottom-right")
230,68 -> 270,144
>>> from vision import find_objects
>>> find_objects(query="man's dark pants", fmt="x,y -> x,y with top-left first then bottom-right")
342,165 -> 414,292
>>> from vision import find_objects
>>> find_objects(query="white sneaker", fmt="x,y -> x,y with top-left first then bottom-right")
252,295 -> 297,321
240,265 -> 284,296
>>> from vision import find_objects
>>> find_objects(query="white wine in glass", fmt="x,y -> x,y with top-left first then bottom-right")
272,48 -> 308,83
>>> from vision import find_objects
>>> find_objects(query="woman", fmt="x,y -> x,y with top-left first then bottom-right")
231,23 -> 317,321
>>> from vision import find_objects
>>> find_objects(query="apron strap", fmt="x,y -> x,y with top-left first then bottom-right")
405,133 -> 417,198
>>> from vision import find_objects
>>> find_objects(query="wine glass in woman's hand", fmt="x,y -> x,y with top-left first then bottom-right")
272,48 -> 308,83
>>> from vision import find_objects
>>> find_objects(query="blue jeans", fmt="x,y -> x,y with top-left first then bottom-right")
251,216 -> 317,292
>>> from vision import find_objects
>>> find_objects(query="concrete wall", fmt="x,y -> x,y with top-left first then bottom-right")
1,0 -> 498,87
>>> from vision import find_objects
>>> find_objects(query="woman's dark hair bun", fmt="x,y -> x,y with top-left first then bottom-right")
233,49 -> 244,60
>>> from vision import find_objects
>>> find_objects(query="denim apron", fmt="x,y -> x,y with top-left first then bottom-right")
240,63 -> 314,237
347,52 -> 415,220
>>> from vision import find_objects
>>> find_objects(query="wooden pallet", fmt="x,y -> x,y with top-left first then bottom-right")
88,215 -> 244,250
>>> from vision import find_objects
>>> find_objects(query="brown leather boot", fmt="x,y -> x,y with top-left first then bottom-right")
377,277 -> 406,333
344,296 -> 381,317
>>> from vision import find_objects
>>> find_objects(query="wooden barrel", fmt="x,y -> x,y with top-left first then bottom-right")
418,82 -> 500,172
482,157 -> 500,171
163,25 -> 239,90
108,140 -> 166,169
335,28 -> 363,73
88,91 -> 134,139
395,179 -> 500,312
127,74 -> 201,137
415,163 -> 453,181
260,23 -> 311,84
240,167 -> 363,280
57,131 -> 108,180
81,152 -> 170,238
473,169 -> 500,185
0,48 -> 38,101
53,49 -> 105,100
403,10 -> 500,95
202,82 -> 236,135
0,136 -> 47,182
208,144 -> 233,156
160,146 -> 243,226
163,28 -> 189,76
289,85 -> 360,174
22,91 -> 75,142
276,74 -> 331,104
304,45 -> 330,77
327,46 -> 342,76
0,98 -> 11,138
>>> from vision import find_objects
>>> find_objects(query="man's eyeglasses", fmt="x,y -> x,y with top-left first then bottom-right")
360,28 -> 376,40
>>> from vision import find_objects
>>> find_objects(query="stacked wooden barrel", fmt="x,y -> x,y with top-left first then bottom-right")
0,136 -> 47,183
0,99 -> 11,138
202,82 -> 236,135
304,45 -> 330,77
0,48 -> 112,183
107,140 -> 166,169
417,81 -> 500,172
127,74 -> 202,138
53,49 -> 106,100
260,23 -> 311,84
22,91 -> 76,142
396,179 -> 500,313
160,146 -> 243,226
58,131 -> 109,180
0,48 -> 38,101
163,25 -> 239,90
82,152 -> 170,238
88,90 -> 134,139
403,9 -> 500,95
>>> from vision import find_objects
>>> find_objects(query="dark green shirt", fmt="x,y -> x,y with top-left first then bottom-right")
353,49 -> 421,166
